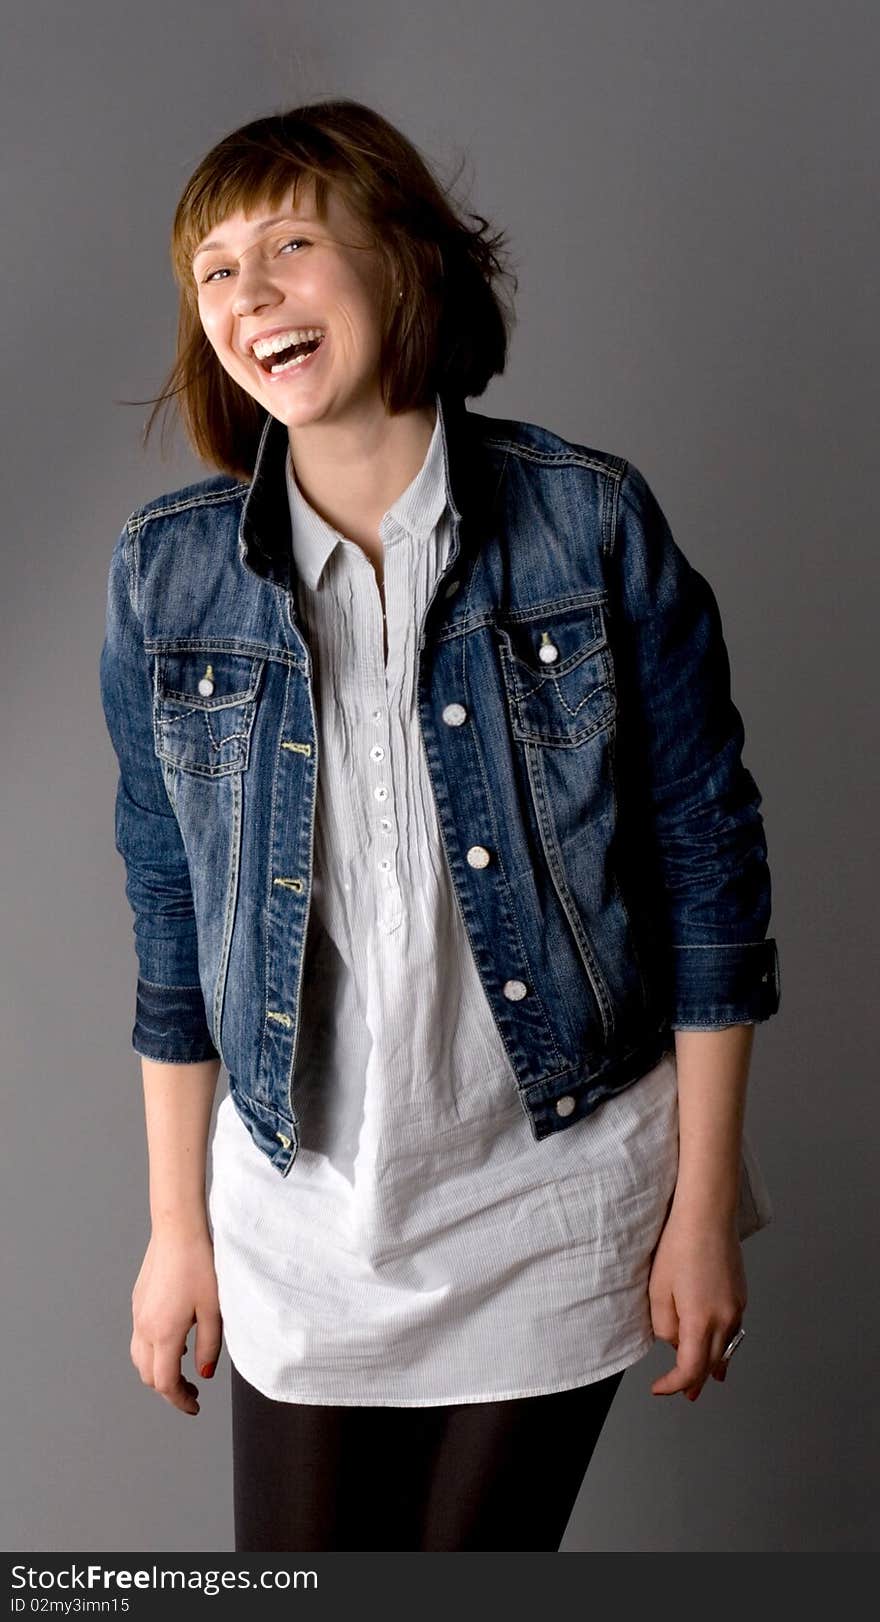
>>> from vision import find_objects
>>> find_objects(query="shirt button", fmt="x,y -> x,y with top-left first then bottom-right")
370,744 -> 385,761
555,1095 -> 576,1117
442,702 -> 467,726
502,979 -> 528,1001
374,784 -> 389,802
371,709 -> 383,723
538,639 -> 559,664
380,817 -> 392,831
466,844 -> 491,868
378,858 -> 391,872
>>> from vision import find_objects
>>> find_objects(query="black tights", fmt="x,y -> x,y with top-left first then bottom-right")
230,1358 -> 626,1551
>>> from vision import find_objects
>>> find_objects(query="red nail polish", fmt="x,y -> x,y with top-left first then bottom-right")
200,1361 -> 216,1378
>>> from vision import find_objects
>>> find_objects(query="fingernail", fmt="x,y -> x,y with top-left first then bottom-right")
200,1361 -> 216,1378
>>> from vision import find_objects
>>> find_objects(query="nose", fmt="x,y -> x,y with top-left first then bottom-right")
231,257 -> 283,318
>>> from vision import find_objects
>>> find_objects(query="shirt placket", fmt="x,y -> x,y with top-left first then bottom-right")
361,517 -> 406,935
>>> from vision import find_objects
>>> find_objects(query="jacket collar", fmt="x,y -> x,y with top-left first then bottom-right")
237,387 -> 493,592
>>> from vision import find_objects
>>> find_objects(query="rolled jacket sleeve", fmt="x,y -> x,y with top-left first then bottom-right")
98,519 -> 220,1064
609,461 -> 781,1028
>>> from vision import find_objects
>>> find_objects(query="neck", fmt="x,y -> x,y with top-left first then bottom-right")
286,396 -> 438,548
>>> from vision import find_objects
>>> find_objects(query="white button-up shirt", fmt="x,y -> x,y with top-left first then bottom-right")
208,397 -> 770,1405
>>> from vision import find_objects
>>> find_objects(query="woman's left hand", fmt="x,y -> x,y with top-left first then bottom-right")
647,1201 -> 747,1401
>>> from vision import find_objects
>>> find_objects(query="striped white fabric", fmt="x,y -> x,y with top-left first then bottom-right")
207,399 -> 705,1405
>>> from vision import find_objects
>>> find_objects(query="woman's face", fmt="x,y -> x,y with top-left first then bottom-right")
192,181 -> 391,430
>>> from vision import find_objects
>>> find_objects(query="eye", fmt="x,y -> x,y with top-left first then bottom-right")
200,238 -> 309,284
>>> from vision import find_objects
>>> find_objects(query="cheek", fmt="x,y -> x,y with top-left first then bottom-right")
203,324 -> 243,376
340,301 -> 383,357
197,305 -> 229,351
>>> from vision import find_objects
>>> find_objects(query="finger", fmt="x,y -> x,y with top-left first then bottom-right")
711,1348 -> 728,1380
651,1325 -> 711,1397
194,1310 -> 224,1380
681,1320 -> 726,1399
650,1319 -> 679,1353
153,1347 -> 200,1415
687,1321 -> 742,1397
130,1335 -> 154,1390
649,1297 -> 679,1349
708,1321 -> 741,1384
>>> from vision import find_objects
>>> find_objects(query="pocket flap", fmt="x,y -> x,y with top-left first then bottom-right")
156,650 -> 264,708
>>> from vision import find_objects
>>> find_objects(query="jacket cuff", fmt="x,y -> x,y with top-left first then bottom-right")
668,938 -> 781,1028
132,977 -> 220,1064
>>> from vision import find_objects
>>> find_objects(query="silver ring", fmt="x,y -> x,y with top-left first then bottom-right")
720,1327 -> 745,1362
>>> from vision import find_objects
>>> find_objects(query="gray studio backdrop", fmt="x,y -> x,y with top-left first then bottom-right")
2,0 -> 876,1554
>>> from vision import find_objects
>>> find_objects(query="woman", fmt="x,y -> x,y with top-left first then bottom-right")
99,98 -> 780,1552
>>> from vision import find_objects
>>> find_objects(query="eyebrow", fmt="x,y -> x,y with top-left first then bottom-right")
192,215 -> 309,261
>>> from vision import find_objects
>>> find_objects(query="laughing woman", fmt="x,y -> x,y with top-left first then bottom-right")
99,98 -> 780,1552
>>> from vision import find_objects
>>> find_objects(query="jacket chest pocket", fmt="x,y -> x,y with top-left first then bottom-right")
152,649 -> 266,776
495,601 -> 616,747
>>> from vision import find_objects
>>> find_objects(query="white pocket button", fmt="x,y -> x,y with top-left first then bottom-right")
466,845 -> 491,868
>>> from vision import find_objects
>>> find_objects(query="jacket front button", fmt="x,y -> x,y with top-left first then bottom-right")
503,979 -> 528,1000
442,702 -> 467,726
466,844 -> 491,869
555,1095 -> 576,1117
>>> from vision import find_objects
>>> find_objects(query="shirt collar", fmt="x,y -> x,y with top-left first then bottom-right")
284,392 -> 447,591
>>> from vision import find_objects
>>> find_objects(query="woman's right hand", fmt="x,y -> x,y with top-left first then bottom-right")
130,1226 -> 223,1416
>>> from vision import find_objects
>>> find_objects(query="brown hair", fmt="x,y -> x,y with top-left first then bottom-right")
139,98 -> 519,479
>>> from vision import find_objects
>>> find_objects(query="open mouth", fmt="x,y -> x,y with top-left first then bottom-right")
254,333 -> 326,375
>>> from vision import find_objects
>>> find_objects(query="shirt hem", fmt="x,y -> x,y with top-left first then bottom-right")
228,1335 -> 656,1407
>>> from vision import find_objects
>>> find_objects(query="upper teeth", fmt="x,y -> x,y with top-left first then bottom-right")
251,328 -> 324,358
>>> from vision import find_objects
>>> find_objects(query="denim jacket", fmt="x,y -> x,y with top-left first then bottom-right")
99,390 -> 781,1177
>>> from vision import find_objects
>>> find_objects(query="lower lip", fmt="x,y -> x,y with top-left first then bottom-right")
255,337 -> 327,384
